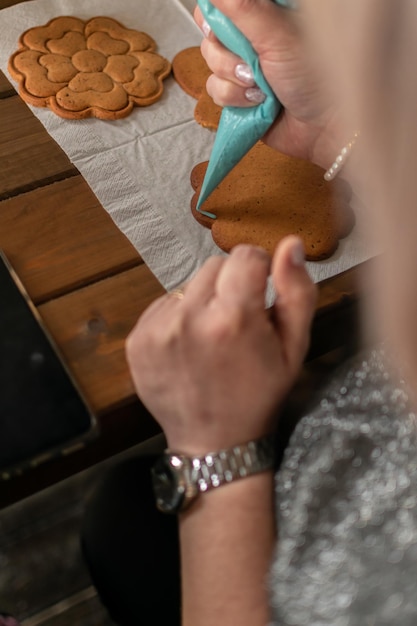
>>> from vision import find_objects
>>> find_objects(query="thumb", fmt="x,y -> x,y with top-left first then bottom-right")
208,0 -> 294,56
271,236 -> 317,370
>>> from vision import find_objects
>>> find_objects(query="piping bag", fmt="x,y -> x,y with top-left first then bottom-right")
196,0 -> 294,218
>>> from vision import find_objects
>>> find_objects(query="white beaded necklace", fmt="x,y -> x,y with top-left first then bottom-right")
324,132 -> 360,181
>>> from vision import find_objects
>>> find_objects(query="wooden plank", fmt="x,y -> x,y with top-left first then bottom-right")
0,177 -> 142,303
317,264 -> 362,311
38,265 -> 165,415
0,0 -> 32,7
0,96 -> 76,200
0,70 -> 15,98
21,587 -> 115,626
37,261 -> 361,417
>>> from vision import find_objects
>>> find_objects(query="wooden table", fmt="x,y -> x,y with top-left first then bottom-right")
0,0 -> 362,506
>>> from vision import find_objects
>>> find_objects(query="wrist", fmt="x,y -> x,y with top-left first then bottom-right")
152,434 -> 275,514
164,438 -> 269,458
308,112 -> 346,172
180,469 -> 274,517
164,426 -> 276,458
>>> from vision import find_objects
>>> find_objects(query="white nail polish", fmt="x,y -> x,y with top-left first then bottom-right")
235,63 -> 255,85
291,241 -> 305,267
245,87 -> 266,104
202,19 -> 211,38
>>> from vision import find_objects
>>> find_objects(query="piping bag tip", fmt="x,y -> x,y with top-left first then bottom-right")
195,0 -> 292,218
196,101 -> 281,218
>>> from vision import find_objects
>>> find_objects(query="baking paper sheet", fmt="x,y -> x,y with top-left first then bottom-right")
0,0 -> 370,289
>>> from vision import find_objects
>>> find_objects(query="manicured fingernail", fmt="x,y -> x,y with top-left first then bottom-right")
201,19 -> 211,38
245,87 -> 266,104
235,63 -> 255,85
291,241 -> 305,267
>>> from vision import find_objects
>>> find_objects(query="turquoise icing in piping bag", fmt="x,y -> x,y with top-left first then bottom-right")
196,0 -> 294,218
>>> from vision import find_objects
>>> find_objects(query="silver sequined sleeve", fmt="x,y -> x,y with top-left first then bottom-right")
269,349 -> 417,625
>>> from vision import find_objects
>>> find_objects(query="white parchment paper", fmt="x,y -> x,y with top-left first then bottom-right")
0,0 -> 369,289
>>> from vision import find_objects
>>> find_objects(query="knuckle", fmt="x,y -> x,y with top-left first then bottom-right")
129,310 -> 190,354
200,37 -> 211,64
160,312 -> 189,348
231,243 -> 270,265
203,307 -> 245,342
201,255 -> 224,273
201,40 -> 223,76
205,73 -> 218,99
206,75 -> 243,107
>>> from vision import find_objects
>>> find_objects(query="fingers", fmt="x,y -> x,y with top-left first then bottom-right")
196,6 -> 268,108
215,245 -> 271,310
182,256 -> 225,305
136,245 -> 269,331
271,236 -> 317,366
140,257 -> 225,327
200,32 -> 264,108
207,74 -> 265,107
194,5 -> 215,40
131,246 -> 272,358
200,38 -> 255,88
208,0 -> 294,56
171,246 -> 272,312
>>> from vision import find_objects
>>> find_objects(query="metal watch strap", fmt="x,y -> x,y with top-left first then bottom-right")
188,434 -> 275,494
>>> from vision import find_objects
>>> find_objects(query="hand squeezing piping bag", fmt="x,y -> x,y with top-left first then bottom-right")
196,0 -> 294,218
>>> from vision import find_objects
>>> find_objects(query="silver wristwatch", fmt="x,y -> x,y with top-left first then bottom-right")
151,434 -> 275,514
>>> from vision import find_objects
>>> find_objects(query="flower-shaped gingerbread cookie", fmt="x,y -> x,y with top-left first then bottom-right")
8,16 -> 171,120
191,142 -> 354,261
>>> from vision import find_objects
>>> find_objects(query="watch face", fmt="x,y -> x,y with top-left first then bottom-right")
151,454 -> 186,514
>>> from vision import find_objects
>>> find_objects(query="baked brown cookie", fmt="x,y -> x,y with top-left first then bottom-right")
172,46 -> 221,130
8,16 -> 171,120
191,142 -> 354,260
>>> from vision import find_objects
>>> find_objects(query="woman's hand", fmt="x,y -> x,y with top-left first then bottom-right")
126,237 -> 316,456
194,0 -> 342,170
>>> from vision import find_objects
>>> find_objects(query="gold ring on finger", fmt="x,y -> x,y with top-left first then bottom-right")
168,287 -> 185,300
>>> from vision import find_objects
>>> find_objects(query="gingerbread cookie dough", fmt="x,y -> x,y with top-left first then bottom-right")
8,16 -> 171,120
191,142 -> 354,261
172,46 -> 221,130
